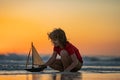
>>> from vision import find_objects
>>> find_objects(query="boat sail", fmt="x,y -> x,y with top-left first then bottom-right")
25,42 -> 47,72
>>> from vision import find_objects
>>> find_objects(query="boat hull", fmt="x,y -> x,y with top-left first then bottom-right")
25,68 -> 44,72
25,66 -> 47,72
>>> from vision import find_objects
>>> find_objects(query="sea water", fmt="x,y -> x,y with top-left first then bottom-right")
0,54 -> 120,73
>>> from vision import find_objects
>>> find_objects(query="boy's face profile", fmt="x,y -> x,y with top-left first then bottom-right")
51,39 -> 60,47
48,28 -> 67,47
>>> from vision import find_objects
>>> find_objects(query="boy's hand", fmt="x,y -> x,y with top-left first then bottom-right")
39,65 -> 47,69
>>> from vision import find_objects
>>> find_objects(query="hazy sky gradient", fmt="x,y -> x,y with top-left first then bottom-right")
0,0 -> 120,56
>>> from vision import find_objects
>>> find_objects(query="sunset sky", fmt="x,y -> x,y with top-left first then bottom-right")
0,0 -> 120,56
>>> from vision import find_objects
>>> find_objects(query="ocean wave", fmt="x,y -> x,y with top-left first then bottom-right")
1,54 -> 120,62
83,56 -> 120,62
0,54 -> 120,73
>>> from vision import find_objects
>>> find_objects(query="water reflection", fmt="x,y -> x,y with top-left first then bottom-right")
32,74 -> 40,80
0,72 -> 119,80
28,72 -> 82,80
60,72 -> 82,80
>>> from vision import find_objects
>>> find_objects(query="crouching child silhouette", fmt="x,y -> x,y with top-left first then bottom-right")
44,28 -> 83,72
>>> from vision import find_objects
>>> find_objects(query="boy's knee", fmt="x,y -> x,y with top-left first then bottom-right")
60,50 -> 69,57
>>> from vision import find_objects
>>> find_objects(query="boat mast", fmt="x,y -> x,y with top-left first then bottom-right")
31,42 -> 34,69
26,45 -> 31,69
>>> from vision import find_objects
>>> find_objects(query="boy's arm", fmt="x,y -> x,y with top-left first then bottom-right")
44,51 -> 57,66
64,53 -> 79,72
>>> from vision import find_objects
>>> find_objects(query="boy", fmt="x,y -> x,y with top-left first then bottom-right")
44,28 -> 83,72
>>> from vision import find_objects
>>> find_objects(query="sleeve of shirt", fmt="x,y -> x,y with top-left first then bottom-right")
53,46 -> 56,51
53,47 -> 59,54
67,46 -> 75,55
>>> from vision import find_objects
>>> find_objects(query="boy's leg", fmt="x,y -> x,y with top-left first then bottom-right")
70,61 -> 83,72
60,50 -> 83,72
49,59 -> 64,71
60,50 -> 72,69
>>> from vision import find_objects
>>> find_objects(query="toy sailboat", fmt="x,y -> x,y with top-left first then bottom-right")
25,42 -> 47,72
